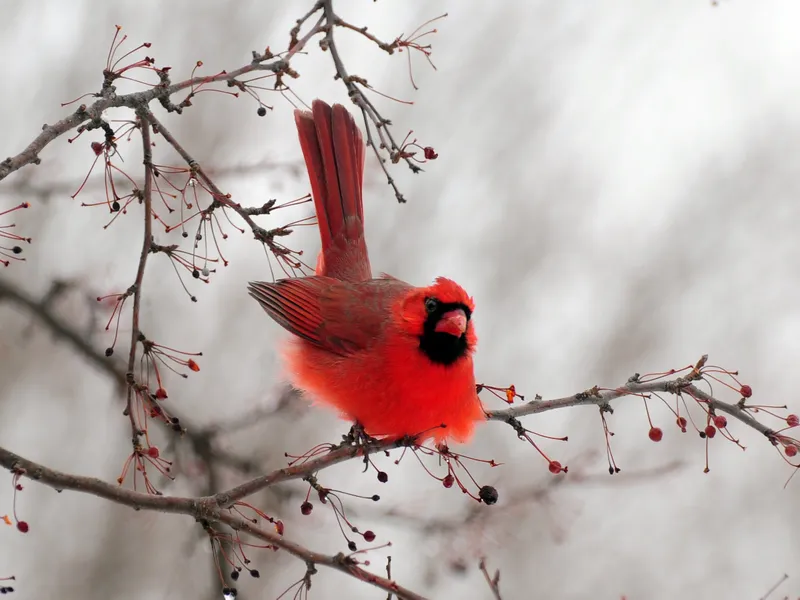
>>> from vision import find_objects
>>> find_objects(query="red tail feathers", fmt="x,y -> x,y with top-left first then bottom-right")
294,100 -> 371,282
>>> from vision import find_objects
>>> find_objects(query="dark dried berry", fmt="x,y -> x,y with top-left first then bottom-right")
111,201 -> 120,212
377,471 -> 388,483
478,485 -> 498,505
230,570 -> 239,581
257,106 -> 267,117
249,569 -> 260,578
371,495 -> 380,501
12,246 -> 22,254
105,347 -> 114,357
192,269 -> 200,279
348,541 -> 357,552
300,501 -> 313,515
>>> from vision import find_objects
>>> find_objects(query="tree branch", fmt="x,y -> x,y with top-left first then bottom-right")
485,378 -> 776,440
123,111 -> 153,441
0,446 -> 427,600
321,0 -> 418,203
141,108 -> 265,234
0,9 -> 324,183
0,277 -> 125,387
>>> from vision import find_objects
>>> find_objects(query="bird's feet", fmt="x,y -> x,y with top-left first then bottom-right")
342,421 -> 380,448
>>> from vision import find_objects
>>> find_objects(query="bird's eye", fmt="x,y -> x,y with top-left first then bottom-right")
424,297 -> 438,314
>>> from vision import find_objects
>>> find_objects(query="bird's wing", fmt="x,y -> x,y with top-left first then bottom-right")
248,277 -> 406,356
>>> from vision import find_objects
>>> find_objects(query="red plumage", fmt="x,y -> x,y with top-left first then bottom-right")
249,100 -> 483,443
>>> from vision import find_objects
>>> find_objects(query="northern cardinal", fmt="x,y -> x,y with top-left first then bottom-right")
248,100 -> 484,443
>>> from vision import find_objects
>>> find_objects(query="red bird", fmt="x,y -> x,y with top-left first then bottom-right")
248,100 -> 484,444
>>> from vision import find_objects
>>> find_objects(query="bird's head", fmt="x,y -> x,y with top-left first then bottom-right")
397,277 -> 476,366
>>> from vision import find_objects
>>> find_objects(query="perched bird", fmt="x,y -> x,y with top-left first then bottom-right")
248,100 -> 484,443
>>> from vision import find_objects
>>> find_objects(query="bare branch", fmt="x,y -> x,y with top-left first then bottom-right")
479,558 -> 502,600
486,379 -> 775,439
0,446 -> 427,600
123,111 -> 153,441
0,277 -> 125,387
321,0 -> 422,203
0,15 -> 325,183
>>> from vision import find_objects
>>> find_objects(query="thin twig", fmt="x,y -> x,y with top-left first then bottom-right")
321,0 -> 418,203
479,558 -> 502,600
123,111 -> 153,442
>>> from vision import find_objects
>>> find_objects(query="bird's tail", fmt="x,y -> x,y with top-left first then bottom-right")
294,100 -> 370,281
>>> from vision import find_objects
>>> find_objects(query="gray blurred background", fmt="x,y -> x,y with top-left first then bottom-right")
1,1 -> 799,598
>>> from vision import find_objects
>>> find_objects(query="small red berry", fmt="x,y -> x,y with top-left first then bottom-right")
187,359 -> 200,372
442,474 -> 454,488
648,427 -> 663,442
91,141 -> 104,156
363,530 -> 376,542
787,414 -> 799,428
704,424 -> 717,439
676,417 -> 688,432
16,521 -> 29,533
154,388 -> 168,400
300,501 -> 313,515
548,460 -> 563,474
785,444 -> 798,457
423,146 -> 438,160
740,385 -> 752,398
15,484 -> 22,491
146,446 -> 159,459
713,415 -> 727,429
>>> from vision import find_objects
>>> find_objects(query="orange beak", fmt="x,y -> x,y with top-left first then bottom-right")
434,308 -> 468,337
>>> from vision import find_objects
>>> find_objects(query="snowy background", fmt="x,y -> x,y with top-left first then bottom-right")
1,1 -> 799,598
